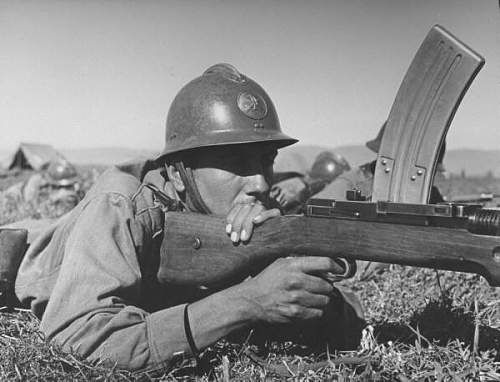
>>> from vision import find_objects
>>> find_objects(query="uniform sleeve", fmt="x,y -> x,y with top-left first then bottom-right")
39,193 -> 190,371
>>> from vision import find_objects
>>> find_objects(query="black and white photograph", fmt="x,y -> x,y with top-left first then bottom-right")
0,1 -> 499,380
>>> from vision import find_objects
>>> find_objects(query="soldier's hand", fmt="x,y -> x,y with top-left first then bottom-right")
235,257 -> 343,324
269,185 -> 286,207
225,202 -> 280,243
270,178 -> 308,208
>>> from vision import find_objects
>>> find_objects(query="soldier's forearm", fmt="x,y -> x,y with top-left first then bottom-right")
187,282 -> 257,353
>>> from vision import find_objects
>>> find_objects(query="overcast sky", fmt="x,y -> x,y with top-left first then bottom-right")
1,0 -> 498,152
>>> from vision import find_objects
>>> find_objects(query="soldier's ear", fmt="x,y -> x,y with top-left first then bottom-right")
165,164 -> 185,193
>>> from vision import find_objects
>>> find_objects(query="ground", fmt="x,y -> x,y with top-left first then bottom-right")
0,168 -> 499,381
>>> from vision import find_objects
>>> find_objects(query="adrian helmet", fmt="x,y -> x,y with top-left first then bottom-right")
46,159 -> 78,186
309,151 -> 351,183
157,63 -> 297,160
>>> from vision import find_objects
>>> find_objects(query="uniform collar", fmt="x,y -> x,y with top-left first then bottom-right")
142,167 -> 181,205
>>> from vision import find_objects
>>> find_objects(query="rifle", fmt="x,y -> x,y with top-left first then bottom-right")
157,25 -> 497,288
449,193 -> 500,204
158,201 -> 500,288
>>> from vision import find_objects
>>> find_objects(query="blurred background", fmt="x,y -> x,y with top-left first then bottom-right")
0,0 -> 498,176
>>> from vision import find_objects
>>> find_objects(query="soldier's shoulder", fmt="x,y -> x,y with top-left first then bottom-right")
85,165 -> 143,201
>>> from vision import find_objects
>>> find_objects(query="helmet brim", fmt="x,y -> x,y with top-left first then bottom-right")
156,130 -> 298,162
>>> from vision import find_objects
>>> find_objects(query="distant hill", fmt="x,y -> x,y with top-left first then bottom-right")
275,145 -> 500,177
1,145 -> 499,177
59,147 -> 158,166
443,149 -> 500,177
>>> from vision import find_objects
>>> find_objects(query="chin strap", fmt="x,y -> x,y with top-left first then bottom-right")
173,161 -> 211,215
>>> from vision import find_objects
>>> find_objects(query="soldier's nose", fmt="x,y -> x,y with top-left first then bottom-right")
245,174 -> 270,197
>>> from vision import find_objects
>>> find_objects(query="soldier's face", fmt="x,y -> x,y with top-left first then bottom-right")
190,144 -> 277,215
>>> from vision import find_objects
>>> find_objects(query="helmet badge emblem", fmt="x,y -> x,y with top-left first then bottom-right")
237,92 -> 268,120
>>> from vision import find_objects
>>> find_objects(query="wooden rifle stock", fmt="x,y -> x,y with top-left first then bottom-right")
158,211 -> 500,288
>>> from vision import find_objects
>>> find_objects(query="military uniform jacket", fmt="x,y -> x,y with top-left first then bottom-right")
15,163 -> 192,371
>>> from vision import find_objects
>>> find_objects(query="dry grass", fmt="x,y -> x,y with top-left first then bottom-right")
0,309 -> 136,381
0,169 -> 499,381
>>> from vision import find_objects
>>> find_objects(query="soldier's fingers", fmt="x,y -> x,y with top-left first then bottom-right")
302,307 -> 325,320
289,291 -> 331,309
277,192 -> 287,206
269,186 -> 281,199
225,204 -> 244,235
295,274 -> 336,296
270,187 -> 283,203
252,208 -> 281,225
230,203 -> 255,242
240,203 -> 268,242
290,256 -> 344,275
283,305 -> 324,321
